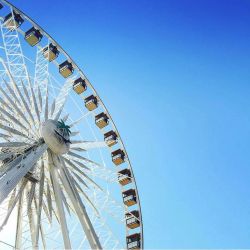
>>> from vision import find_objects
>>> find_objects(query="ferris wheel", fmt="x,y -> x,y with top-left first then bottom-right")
0,1 -> 143,249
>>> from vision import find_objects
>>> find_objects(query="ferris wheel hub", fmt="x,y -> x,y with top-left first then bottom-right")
41,119 -> 71,155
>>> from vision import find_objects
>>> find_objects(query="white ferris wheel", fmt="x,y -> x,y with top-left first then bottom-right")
0,1 -> 143,249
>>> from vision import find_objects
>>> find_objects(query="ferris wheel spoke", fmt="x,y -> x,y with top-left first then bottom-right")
63,154 -> 117,184
0,121 -> 31,140
49,99 -> 56,118
8,77 -> 37,129
60,158 -> 102,216
33,44 -> 49,108
34,198 -> 47,249
75,167 -> 102,193
15,187 -> 25,250
62,156 -> 90,171
54,104 -> 65,121
66,151 -> 100,167
61,189 -> 72,216
0,179 -> 28,231
62,113 -> 69,122
0,91 -> 31,128
42,199 -> 52,224
68,162 -> 102,191
72,179 -> 100,217
0,106 -> 29,133
61,157 -> 94,188
7,187 -> 16,210
55,155 -> 102,249
37,85 -> 43,113
27,182 -> 36,211
45,182 -> 53,222
0,113 -> 29,137
25,187 -> 36,249
20,80 -> 32,106
0,102 -> 29,135
29,82 -> 41,124
71,171 -> 88,189
48,151 -> 72,249
53,79 -> 72,119
0,132 -> 11,139
34,160 -> 44,248
44,88 -> 49,121
70,131 -> 80,137
52,207 -> 60,225
71,141 -> 107,150
69,111 -> 91,128
70,147 -> 86,152
3,79 -> 22,107
46,76 -> 70,120
0,94 -> 30,128
0,115 -> 10,125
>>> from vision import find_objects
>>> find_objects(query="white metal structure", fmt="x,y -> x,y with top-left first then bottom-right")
0,1 -> 143,249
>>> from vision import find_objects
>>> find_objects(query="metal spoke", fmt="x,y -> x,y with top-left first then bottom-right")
48,151 -> 71,249
56,155 -> 102,249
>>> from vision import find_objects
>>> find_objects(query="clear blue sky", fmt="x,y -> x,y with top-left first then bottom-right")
10,0 -> 250,248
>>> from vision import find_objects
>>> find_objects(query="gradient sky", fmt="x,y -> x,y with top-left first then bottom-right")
9,0 -> 250,248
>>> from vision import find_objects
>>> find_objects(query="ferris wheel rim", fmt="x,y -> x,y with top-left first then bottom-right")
0,0 -> 144,248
